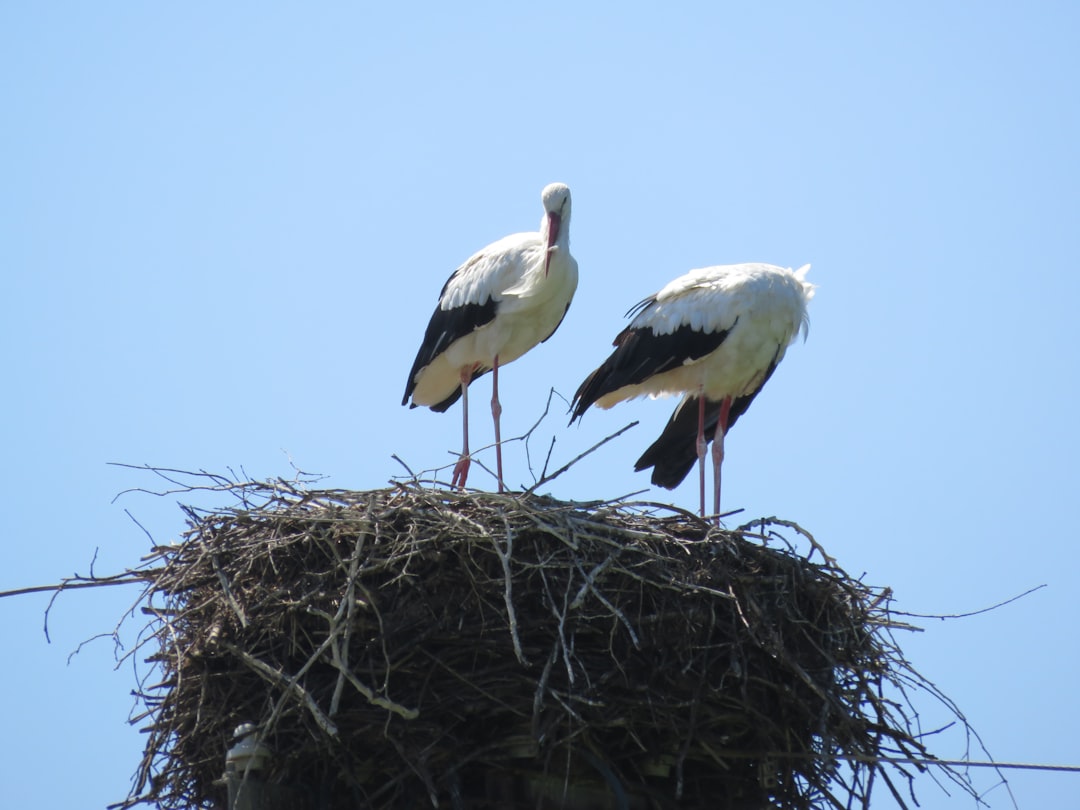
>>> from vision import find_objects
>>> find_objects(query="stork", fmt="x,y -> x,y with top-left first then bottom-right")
570,263 -> 814,520
403,183 -> 578,492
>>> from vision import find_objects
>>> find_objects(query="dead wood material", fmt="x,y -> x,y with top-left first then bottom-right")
118,483 -> 952,809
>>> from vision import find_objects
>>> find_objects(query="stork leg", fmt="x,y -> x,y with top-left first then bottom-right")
490,355 -> 505,493
696,391 -> 707,519
710,396 -> 733,524
451,366 -> 476,490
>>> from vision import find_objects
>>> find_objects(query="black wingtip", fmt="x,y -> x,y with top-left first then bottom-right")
566,402 -> 581,428
428,386 -> 464,413
635,443 -> 698,490
633,396 -> 717,490
569,362 -> 610,425
567,397 -> 588,427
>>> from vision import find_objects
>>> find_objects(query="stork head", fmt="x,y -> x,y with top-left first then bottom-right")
540,182 -> 571,275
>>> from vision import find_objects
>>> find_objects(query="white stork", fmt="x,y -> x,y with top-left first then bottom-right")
403,182 -> 578,492
571,263 -> 814,520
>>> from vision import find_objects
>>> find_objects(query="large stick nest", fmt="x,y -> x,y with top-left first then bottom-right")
120,481 -> 952,809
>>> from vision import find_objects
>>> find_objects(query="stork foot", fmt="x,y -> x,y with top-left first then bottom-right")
451,454 -> 471,490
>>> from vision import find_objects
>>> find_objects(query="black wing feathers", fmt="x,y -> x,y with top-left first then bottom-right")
570,318 -> 735,422
401,295 -> 497,407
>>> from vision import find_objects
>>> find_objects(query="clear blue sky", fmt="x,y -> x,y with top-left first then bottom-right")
3,3 -> 1078,807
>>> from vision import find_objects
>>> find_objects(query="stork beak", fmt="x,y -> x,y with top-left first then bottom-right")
544,211 -> 561,276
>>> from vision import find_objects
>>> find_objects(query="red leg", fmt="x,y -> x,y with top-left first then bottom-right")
711,396 -> 732,523
696,391 -> 707,518
491,355 -> 504,493
451,367 -> 474,489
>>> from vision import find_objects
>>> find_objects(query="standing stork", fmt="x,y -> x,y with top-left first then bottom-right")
402,183 -> 578,492
570,263 -> 814,520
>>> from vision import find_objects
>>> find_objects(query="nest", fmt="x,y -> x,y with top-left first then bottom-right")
119,481 -> 952,810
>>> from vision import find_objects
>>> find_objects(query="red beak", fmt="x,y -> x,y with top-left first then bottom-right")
544,211 -> 561,276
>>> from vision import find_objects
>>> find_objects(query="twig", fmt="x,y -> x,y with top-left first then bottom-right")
491,514 -> 527,666
739,515 -> 838,567
390,454 -> 418,481
524,421 -> 639,495
891,584 -> 1046,620
212,554 -> 247,629
221,642 -> 339,736
0,575 -> 148,600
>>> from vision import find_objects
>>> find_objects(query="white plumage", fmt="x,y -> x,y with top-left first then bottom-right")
571,262 -> 814,519
403,183 -> 578,491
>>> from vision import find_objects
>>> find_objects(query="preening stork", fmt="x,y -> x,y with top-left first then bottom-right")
571,263 -> 814,520
403,183 -> 578,492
